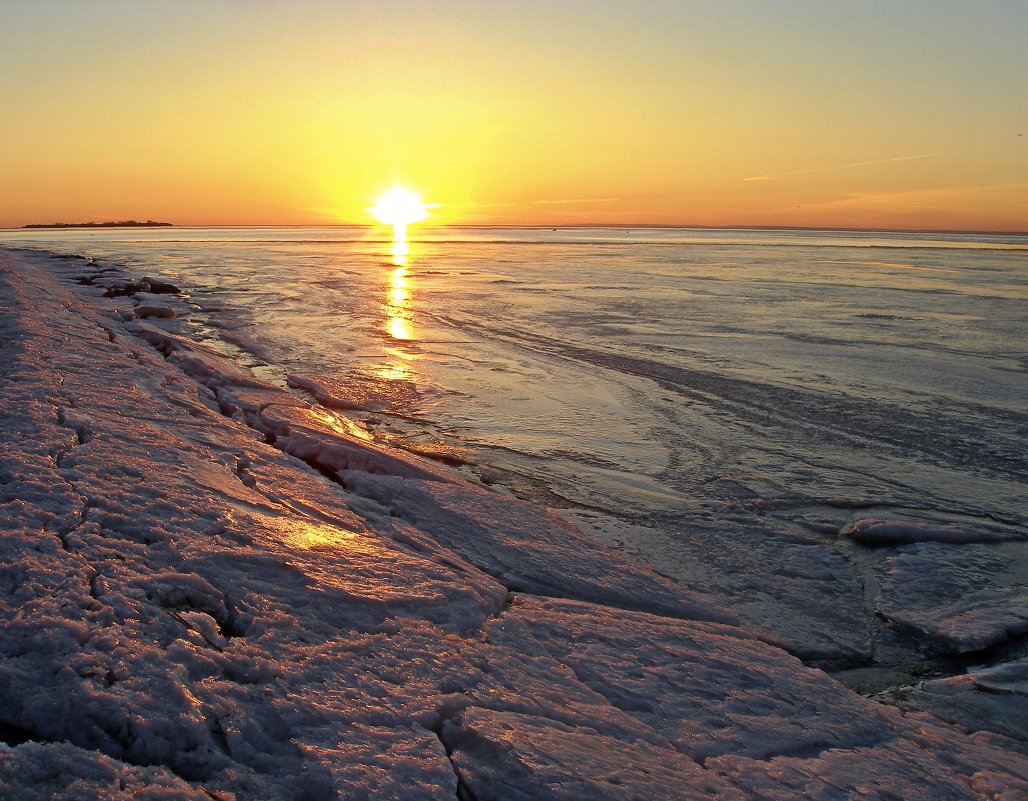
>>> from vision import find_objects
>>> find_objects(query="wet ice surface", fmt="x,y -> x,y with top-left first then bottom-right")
877,542 -> 1028,655
2,230 -> 1026,686
2,247 -> 1028,798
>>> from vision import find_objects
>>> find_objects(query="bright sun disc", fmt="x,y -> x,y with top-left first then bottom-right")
368,188 -> 429,227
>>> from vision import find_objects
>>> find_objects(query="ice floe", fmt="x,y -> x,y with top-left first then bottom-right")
876,542 -> 1028,654
567,511 -> 870,663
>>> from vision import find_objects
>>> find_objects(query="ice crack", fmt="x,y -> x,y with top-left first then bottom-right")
429,715 -> 481,801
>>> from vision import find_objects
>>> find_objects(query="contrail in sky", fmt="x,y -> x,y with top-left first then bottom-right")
744,153 -> 940,182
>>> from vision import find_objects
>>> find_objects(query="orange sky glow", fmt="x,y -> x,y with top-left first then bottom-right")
1,1 -> 1025,231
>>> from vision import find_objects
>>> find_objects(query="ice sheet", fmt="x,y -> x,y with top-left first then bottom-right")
2,247 -> 1027,799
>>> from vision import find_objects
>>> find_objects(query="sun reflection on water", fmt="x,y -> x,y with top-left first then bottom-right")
386,265 -> 413,341
380,264 -> 417,382
367,186 -> 432,383
391,235 -> 410,267
374,353 -> 415,383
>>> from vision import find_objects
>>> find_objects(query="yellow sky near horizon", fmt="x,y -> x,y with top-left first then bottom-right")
1,1 -> 1026,231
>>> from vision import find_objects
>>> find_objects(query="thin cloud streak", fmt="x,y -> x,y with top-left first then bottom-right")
783,179 -> 1028,209
532,197 -> 620,205
744,154 -> 941,182
442,201 -> 518,209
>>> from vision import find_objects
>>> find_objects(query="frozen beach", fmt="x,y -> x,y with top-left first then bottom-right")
1,240 -> 1027,798
2,226 -> 1026,677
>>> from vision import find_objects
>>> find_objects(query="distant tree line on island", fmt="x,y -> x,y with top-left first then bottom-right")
23,220 -> 173,229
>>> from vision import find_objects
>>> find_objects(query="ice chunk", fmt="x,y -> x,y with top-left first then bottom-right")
141,277 -> 182,295
441,707 -> 746,801
847,518 -> 1026,545
877,542 -> 1028,653
257,403 -> 446,482
134,304 -> 177,319
344,473 -> 736,624
877,659 -> 1028,745
487,595 -> 891,762
288,371 -> 421,413
566,512 -> 869,662
129,321 -> 269,390
706,722 -> 1028,801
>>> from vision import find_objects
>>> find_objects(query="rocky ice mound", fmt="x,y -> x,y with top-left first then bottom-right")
846,518 -> 1027,545
1,249 -> 1027,799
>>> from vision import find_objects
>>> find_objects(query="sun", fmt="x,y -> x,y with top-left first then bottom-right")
368,187 -> 432,266
368,187 -> 430,228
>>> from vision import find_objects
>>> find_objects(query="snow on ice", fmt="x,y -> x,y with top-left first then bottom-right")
1,248 -> 1027,799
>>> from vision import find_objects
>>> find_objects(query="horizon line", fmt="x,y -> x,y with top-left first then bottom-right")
4,222 -> 1028,236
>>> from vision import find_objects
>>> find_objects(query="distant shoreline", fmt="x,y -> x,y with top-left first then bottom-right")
22,220 -> 173,229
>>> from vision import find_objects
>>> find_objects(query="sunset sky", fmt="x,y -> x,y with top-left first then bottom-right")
2,0 -> 1026,231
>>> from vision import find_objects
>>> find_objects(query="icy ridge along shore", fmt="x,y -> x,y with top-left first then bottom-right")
1,249 -> 1027,800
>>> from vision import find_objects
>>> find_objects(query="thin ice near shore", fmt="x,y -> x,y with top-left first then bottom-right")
0,249 -> 1025,800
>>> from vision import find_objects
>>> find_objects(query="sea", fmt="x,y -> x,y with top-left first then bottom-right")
4,225 -> 1027,673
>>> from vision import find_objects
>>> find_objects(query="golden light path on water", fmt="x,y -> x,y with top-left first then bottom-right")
367,187 -> 431,380
386,266 -> 412,342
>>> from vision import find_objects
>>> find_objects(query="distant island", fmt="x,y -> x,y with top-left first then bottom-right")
23,220 -> 173,229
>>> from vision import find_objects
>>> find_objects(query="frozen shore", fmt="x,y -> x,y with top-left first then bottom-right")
1,247 -> 1026,799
